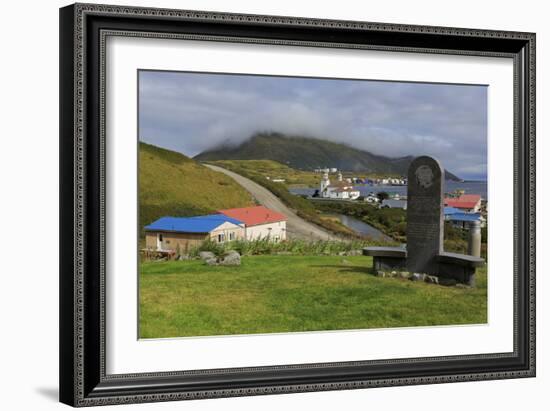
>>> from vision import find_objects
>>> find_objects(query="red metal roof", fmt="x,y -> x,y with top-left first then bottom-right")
217,206 -> 287,226
457,194 -> 481,203
444,194 -> 481,210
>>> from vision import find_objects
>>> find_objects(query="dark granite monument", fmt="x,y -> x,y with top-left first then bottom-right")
406,156 -> 444,275
363,155 -> 484,286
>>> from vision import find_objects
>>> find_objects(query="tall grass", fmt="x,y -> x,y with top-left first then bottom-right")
188,238 -> 397,258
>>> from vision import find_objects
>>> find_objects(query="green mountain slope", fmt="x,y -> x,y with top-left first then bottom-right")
194,132 -> 461,181
139,142 -> 255,233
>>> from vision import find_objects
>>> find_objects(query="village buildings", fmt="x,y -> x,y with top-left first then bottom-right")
145,206 -> 287,252
144,214 -> 245,252
444,206 -> 485,229
218,206 -> 287,242
444,194 -> 482,213
319,172 -> 360,200
444,194 -> 485,230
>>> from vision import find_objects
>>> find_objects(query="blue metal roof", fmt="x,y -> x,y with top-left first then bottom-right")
444,207 -> 461,215
448,213 -> 481,222
195,214 -> 244,225
145,214 -> 243,233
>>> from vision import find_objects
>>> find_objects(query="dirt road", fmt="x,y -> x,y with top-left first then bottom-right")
204,164 -> 337,240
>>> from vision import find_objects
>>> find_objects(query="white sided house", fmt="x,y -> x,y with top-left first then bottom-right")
320,172 -> 360,200
218,206 -> 287,242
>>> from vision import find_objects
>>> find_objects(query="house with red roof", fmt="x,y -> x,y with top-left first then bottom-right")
444,194 -> 482,213
218,205 -> 287,242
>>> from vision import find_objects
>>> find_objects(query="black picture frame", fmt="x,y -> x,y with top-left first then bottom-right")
59,3 -> 536,407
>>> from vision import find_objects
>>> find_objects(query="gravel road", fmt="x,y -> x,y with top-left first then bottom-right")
204,164 -> 337,240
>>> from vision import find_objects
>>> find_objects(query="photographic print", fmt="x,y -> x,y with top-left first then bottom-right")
138,70 -> 488,339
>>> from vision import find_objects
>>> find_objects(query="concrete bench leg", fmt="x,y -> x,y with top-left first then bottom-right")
373,256 -> 407,272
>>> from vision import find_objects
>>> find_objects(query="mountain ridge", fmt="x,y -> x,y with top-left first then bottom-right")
194,133 -> 462,181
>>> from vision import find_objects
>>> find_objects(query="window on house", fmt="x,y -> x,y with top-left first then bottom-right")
229,232 -> 235,240
218,233 -> 225,243
159,234 -> 163,241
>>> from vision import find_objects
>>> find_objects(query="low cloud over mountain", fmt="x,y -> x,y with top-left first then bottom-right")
139,71 -> 487,180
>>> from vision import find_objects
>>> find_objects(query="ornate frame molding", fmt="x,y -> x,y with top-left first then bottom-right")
60,3 -> 535,407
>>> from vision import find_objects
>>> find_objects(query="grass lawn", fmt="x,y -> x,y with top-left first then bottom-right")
139,255 -> 487,338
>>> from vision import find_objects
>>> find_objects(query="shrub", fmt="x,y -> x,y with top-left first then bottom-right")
188,237 -> 397,258
189,239 -> 226,257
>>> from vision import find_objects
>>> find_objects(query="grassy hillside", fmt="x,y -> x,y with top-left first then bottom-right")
195,132 -> 402,173
139,142 -> 255,234
207,159 -> 321,187
195,132 -> 461,180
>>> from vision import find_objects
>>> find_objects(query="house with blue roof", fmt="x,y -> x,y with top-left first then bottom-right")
144,214 -> 245,252
444,206 -> 462,216
443,207 -> 484,229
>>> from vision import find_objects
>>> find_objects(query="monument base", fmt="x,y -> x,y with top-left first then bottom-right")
436,252 -> 484,286
363,247 -> 484,286
363,247 -> 407,271
374,256 -> 407,271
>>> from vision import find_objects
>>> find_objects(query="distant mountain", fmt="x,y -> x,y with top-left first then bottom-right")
194,133 -> 461,181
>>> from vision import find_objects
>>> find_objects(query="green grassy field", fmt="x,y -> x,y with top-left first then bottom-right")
139,255 -> 487,338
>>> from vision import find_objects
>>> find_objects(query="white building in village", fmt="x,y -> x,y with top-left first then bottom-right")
319,172 -> 361,200
218,206 -> 287,242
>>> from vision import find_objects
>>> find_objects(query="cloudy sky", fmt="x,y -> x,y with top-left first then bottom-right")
139,70 -> 488,180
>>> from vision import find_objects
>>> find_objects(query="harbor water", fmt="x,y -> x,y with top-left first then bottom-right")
336,214 -> 393,242
290,180 -> 488,200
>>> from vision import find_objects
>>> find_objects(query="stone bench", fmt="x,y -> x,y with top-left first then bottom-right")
363,247 -> 407,271
436,252 -> 485,267
436,252 -> 485,286
363,247 -> 485,286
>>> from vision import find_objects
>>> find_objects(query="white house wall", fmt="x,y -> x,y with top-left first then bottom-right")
245,221 -> 286,241
208,221 -> 246,243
